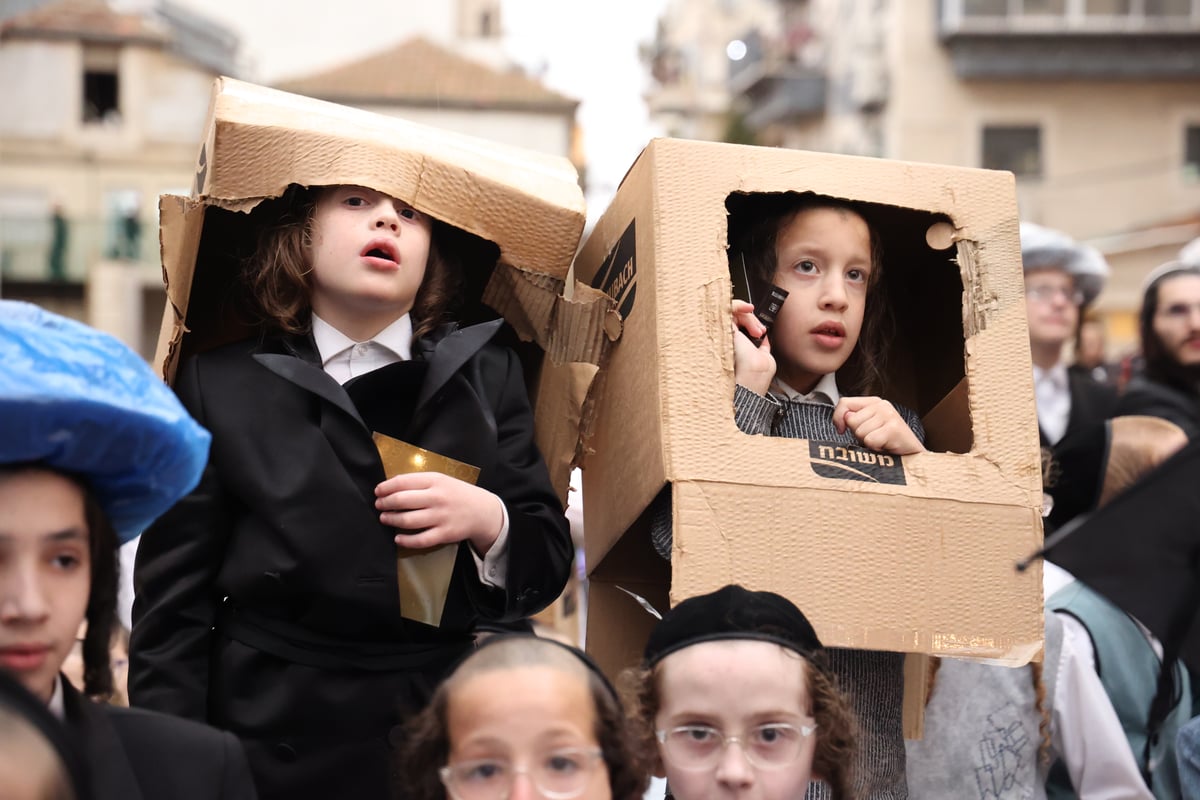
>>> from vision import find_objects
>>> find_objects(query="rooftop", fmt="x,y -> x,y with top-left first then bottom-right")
277,36 -> 577,112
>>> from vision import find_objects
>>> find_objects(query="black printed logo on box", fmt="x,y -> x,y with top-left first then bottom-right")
194,142 -> 208,197
591,220 -> 636,320
808,440 -> 906,485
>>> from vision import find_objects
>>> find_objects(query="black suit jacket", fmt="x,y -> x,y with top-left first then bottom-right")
1115,374 -> 1200,441
129,319 -> 572,799
1040,367 -> 1118,447
63,680 -> 256,800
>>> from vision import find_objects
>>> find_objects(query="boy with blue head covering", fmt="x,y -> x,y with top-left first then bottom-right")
0,300 -> 256,800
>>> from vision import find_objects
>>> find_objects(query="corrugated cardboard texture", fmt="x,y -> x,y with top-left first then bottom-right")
156,77 -> 590,375
557,139 -> 1043,673
197,78 -> 583,277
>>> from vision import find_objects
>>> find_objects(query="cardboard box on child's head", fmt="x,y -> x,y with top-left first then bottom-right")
560,139 -> 1044,682
154,77 -> 589,387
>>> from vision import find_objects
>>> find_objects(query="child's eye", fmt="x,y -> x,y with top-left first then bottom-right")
343,195 -> 368,207
847,267 -> 868,283
751,723 -> 799,747
459,760 -> 506,784
680,725 -> 719,744
399,207 -> 418,220
794,259 -> 817,274
50,552 -> 83,570
544,753 -> 584,775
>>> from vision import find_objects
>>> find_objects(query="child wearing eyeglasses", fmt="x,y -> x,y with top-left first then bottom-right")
398,636 -> 648,800
621,585 -> 855,800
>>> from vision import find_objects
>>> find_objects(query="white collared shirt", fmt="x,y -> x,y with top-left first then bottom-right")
1033,362 -> 1071,444
310,313 -> 510,588
49,674 -> 65,719
771,372 -> 841,406
312,314 -> 413,384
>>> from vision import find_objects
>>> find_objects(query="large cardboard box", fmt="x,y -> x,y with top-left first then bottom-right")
155,77 -> 616,394
566,139 -> 1044,685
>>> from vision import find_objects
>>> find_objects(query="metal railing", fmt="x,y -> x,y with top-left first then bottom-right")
0,214 -> 159,285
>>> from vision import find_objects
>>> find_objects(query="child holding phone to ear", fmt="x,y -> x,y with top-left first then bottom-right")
653,192 -> 925,799
727,192 -> 923,454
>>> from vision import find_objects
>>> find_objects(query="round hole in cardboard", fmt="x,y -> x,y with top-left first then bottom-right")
926,221 -> 957,251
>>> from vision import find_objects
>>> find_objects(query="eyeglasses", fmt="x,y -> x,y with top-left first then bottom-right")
439,748 -> 603,800
1026,285 -> 1085,306
655,722 -> 817,771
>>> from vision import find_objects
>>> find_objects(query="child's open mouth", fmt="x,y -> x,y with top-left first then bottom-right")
811,322 -> 846,348
361,239 -> 400,267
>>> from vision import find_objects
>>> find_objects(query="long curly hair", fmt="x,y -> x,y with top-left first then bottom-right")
732,192 -> 891,396
0,465 -> 117,702
620,647 -> 857,800
395,637 -> 649,800
242,184 -> 474,341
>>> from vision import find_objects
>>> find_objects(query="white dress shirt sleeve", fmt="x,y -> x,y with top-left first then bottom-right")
470,496 -> 510,589
1050,611 -> 1153,800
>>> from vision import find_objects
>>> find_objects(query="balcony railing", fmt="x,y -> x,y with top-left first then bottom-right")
0,215 -> 159,287
729,28 -> 827,129
941,0 -> 1200,35
939,0 -> 1200,77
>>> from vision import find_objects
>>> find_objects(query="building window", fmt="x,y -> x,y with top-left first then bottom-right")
1022,0 -> 1067,13
982,125 -> 1043,178
1186,125 -> 1200,179
962,0 -> 1006,15
1144,0 -> 1192,15
1085,0 -> 1132,13
82,45 -> 120,124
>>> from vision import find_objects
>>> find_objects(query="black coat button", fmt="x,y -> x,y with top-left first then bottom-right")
275,743 -> 297,762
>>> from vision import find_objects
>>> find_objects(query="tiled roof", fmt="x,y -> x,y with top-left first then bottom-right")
277,36 -> 577,112
0,0 -> 167,45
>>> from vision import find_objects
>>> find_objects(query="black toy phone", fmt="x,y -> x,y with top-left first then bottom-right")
731,252 -> 788,347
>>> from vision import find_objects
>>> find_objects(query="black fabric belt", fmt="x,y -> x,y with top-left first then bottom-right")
216,602 -> 473,673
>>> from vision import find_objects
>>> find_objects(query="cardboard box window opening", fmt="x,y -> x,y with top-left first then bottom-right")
722,190 -> 971,454
559,139 -> 1044,694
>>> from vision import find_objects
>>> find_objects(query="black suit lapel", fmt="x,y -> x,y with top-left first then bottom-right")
61,679 -> 145,800
414,319 -> 503,411
253,353 -> 368,431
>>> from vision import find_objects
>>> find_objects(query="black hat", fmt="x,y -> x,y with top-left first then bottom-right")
644,584 -> 823,667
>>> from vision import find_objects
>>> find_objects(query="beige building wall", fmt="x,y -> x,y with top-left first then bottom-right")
0,35 -> 216,354
362,105 -> 573,160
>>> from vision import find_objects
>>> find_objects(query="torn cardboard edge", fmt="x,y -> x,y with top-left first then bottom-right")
482,263 -> 626,503
481,264 -> 622,367
196,77 -> 586,279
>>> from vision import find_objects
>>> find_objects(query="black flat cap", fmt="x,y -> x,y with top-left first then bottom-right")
644,584 -> 823,666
